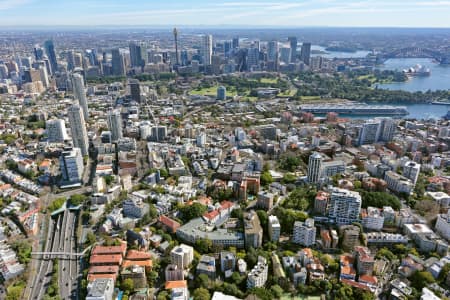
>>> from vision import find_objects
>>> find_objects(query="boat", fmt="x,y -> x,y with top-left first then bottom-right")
299,104 -> 409,116
431,101 -> 450,105
403,64 -> 431,77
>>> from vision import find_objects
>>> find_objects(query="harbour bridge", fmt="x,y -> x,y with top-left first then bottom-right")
377,47 -> 450,64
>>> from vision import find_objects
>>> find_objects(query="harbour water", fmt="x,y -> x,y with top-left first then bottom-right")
311,45 -> 370,59
376,58 -> 450,92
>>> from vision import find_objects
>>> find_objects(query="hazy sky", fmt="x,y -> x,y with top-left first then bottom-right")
1,0 -> 449,27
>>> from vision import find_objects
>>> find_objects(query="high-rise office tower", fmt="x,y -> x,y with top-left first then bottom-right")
46,119 -> 68,143
173,28 -> 180,66
129,42 -> 146,68
201,35 -> 213,65
224,41 -> 232,58
111,48 -> 126,76
67,104 -> 89,156
72,73 -> 89,121
280,47 -> 291,64
288,36 -> 298,62
247,46 -> 259,70
307,152 -> 323,184
107,109 -> 123,142
267,40 -> 279,62
128,79 -> 141,103
60,147 -> 84,183
44,40 -> 58,73
34,45 -> 44,61
328,188 -> 362,225
66,50 -> 75,71
232,37 -> 239,49
300,42 -> 311,65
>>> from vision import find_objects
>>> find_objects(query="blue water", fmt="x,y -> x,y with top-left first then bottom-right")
311,45 -> 370,59
377,58 -> 450,92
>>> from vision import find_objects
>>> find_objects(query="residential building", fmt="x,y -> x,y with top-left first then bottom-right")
201,35 -> 213,65
355,246 -> 375,276
293,218 -> 316,246
314,191 -> 329,215
60,148 -> 84,183
107,109 -> 123,142
220,251 -> 236,274
196,255 -> 216,279
328,188 -> 362,225
384,171 -> 414,194
72,73 -> 89,120
122,196 -> 148,219
403,161 -> 421,185
165,264 -> 184,281
256,191 -> 274,210
46,119 -> 68,142
170,244 -> 194,269
361,207 -> 384,231
247,256 -> 268,289
244,211 -> 263,249
67,104 -> 89,156
268,215 -> 281,242
307,152 -> 323,184
86,278 -> 114,300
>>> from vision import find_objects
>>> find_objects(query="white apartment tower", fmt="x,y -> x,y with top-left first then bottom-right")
328,188 -> 362,225
107,109 -> 123,142
292,218 -> 316,246
201,35 -> 213,65
46,119 -> 68,143
170,244 -> 194,269
72,73 -> 89,120
307,152 -> 323,184
68,104 -> 89,156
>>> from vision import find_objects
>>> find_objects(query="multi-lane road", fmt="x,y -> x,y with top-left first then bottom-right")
27,208 -> 80,300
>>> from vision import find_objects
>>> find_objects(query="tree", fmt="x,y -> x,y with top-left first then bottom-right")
193,287 -> 210,300
410,271 -> 435,290
69,194 -> 87,206
121,278 -> 134,293
376,248 -> 397,261
48,197 -> 66,211
260,171 -> 273,186
10,240 -> 32,264
256,210 -> 268,231
281,173 -> 297,184
360,191 -> 401,210
270,285 -> 283,298
85,232 -> 97,246
195,238 -> 212,253
179,202 -> 207,222
156,291 -> 170,300
439,263 -> 450,282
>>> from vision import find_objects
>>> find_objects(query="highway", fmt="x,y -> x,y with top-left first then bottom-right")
27,208 -> 81,300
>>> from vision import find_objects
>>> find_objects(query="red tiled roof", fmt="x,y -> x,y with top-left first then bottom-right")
122,259 -> 153,269
126,250 -> 152,260
341,279 -> 372,292
165,280 -> 187,289
88,265 -> 119,274
159,215 -> 181,231
220,200 -> 234,210
359,275 -> 378,285
92,243 -> 127,256
203,210 -> 219,220
87,273 -> 117,282
89,254 -> 123,265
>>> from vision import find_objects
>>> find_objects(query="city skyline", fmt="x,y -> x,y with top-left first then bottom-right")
1,0 -> 450,28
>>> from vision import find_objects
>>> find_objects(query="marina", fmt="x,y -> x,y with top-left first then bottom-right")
299,104 -> 409,116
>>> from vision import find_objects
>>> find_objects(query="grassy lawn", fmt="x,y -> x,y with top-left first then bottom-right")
260,77 -> 278,84
190,86 -> 239,96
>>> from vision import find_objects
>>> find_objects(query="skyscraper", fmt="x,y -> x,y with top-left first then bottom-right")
129,42 -> 145,68
328,188 -> 362,225
307,152 -> 323,184
128,79 -> 141,103
111,48 -> 126,76
288,36 -> 298,62
72,73 -> 89,121
34,45 -> 44,61
280,47 -> 291,64
44,40 -> 58,73
267,40 -> 279,62
107,109 -> 123,142
173,28 -> 180,66
358,121 -> 381,145
232,37 -> 239,49
247,46 -> 259,70
300,42 -> 311,65
67,104 -> 89,156
201,35 -> 213,65
379,118 -> 396,142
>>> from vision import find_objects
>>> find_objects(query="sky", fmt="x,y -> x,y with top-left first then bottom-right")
1,0 -> 450,28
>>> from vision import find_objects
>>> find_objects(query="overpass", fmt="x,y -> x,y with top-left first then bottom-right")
31,243 -> 94,259
377,47 -> 450,64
